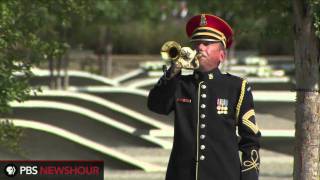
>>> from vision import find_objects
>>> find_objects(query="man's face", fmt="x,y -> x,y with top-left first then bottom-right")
192,41 -> 226,72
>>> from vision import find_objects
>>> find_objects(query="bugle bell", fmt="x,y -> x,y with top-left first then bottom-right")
160,41 -> 199,70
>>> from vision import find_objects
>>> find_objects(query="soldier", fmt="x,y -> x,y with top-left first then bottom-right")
148,14 -> 261,180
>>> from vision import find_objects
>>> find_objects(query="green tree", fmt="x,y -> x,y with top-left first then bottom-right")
188,0 -> 293,54
293,0 -> 320,179
82,0 -> 176,76
0,0 -> 91,152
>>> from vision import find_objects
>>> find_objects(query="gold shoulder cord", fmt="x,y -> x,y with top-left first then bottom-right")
236,80 -> 247,123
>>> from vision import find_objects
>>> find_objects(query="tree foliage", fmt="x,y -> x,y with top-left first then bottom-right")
71,0 -> 177,54
0,0 -> 91,113
0,120 -> 23,154
0,0 -> 91,152
67,0 -> 295,54
310,0 -> 320,38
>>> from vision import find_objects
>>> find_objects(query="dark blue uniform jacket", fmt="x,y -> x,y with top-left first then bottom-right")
148,68 -> 260,180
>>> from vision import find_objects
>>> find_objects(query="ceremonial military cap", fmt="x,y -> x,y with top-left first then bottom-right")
186,14 -> 233,48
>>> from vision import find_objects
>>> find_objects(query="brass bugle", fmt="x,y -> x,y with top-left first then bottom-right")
160,41 -> 199,69
160,41 -> 181,61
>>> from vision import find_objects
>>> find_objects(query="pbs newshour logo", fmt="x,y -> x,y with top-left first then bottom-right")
4,164 -> 18,177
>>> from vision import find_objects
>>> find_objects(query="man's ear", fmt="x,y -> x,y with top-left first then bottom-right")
219,50 -> 226,62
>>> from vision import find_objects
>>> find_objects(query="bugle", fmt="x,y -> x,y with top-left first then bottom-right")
160,41 -> 199,70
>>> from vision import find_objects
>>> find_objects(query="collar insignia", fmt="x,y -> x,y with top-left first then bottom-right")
208,73 -> 214,79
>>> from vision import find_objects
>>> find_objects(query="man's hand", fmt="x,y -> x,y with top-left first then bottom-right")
164,62 -> 182,80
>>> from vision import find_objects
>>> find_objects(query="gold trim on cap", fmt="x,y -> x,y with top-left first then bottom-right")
191,26 -> 227,48
191,32 -> 225,41
191,32 -> 226,48
190,39 -> 221,42
193,27 -> 226,38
